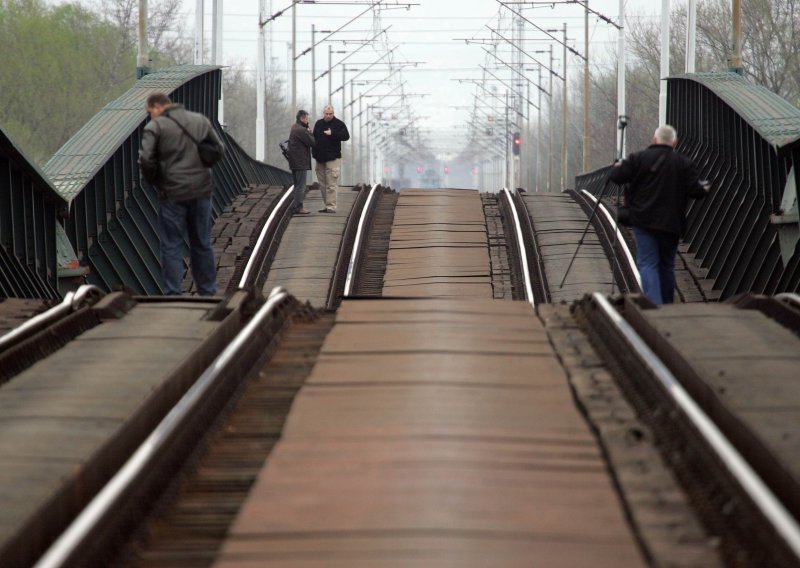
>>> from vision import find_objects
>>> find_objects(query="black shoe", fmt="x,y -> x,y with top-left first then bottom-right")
318,208 -> 336,213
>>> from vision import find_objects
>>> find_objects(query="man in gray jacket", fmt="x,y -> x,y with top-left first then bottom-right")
287,110 -> 315,215
138,92 -> 224,296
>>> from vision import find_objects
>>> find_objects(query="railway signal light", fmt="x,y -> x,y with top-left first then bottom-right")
444,165 -> 450,174
417,165 -> 423,173
512,132 -> 522,155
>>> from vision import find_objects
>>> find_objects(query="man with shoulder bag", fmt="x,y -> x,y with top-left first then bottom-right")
138,92 -> 224,296
286,110 -> 315,215
609,124 -> 710,305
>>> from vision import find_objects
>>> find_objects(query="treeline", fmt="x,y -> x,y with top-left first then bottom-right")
0,0 -> 292,167
516,0 -> 800,186
562,0 -> 800,180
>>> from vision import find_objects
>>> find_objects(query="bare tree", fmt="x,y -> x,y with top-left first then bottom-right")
84,0 -> 192,70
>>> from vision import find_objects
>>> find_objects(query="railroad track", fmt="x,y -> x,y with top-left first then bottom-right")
0,182 -> 389,567
7,186 -> 799,567
577,292 -> 800,567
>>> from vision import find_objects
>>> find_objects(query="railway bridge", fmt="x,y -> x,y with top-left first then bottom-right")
1,66 -> 800,567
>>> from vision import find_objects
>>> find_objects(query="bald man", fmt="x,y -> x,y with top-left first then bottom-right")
312,105 -> 350,213
610,124 -> 710,305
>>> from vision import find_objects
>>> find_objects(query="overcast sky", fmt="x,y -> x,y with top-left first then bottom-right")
198,0 -> 663,157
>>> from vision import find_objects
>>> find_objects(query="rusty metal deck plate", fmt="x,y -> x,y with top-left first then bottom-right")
263,188 -> 359,307
0,300 -> 223,554
634,303 -> 800,507
382,189 -> 493,298
522,193 -> 615,302
214,298 -> 645,567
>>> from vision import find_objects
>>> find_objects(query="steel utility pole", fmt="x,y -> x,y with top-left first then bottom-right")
505,90 -> 510,189
311,25 -> 317,119
136,0 -> 148,78
659,0 -> 670,125
729,0 -> 743,74
548,45 -> 554,192
617,0 -> 626,158
537,66 -> 543,191
291,1 -> 297,118
256,0 -> 266,161
194,0 -> 203,64
686,0 -> 696,72
583,2 -> 590,171
328,45 -> 333,104
561,22 -> 568,190
212,0 -> 223,124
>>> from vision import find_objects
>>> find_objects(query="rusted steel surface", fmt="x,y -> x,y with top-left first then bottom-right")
540,303 -> 722,567
213,298 -> 645,567
626,302 -> 800,523
568,190 -> 640,294
351,189 -> 398,296
383,189 -> 493,298
0,299 -> 51,336
116,308 -> 335,567
0,294 -> 248,568
480,193 -> 514,299
578,295 -> 800,566
262,187 -> 359,308
521,193 -> 614,302
198,184 -> 285,294
326,184 -> 372,309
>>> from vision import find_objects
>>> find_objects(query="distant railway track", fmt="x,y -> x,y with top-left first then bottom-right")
568,189 -> 640,295
499,187 -> 549,304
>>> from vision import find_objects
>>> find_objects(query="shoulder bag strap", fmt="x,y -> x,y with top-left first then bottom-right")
164,113 -> 201,147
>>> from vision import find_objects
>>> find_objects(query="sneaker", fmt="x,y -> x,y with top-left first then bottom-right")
293,207 -> 310,215
318,208 -> 336,213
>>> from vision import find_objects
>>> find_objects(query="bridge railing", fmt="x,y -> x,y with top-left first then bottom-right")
578,72 -> 800,299
0,128 -> 67,299
43,65 -> 292,296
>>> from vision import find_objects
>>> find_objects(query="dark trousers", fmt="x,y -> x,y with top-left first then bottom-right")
633,226 -> 679,305
158,197 -> 217,296
292,169 -> 307,210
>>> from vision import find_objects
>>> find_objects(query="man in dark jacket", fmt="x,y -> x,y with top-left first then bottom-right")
312,104 -> 350,213
287,110 -> 315,215
609,124 -> 709,305
138,92 -> 224,296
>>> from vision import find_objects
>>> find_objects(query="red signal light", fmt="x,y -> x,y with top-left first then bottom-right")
417,165 -> 423,173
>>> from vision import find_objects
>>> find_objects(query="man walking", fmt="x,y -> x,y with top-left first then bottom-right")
138,92 -> 224,296
312,104 -> 350,213
609,124 -> 709,305
287,110 -> 314,215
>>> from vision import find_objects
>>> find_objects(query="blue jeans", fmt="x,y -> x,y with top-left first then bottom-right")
633,226 -> 679,305
292,170 -> 307,210
158,197 -> 217,296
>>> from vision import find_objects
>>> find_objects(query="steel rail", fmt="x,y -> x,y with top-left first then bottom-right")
0,284 -> 104,353
501,187 -> 535,305
592,292 -> 800,560
34,287 -> 291,568
344,184 -> 380,296
238,185 -> 294,287
579,189 -> 641,289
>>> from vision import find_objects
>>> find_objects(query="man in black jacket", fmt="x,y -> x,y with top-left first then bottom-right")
138,92 -> 224,296
609,124 -> 709,305
287,110 -> 315,215
312,104 -> 350,213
